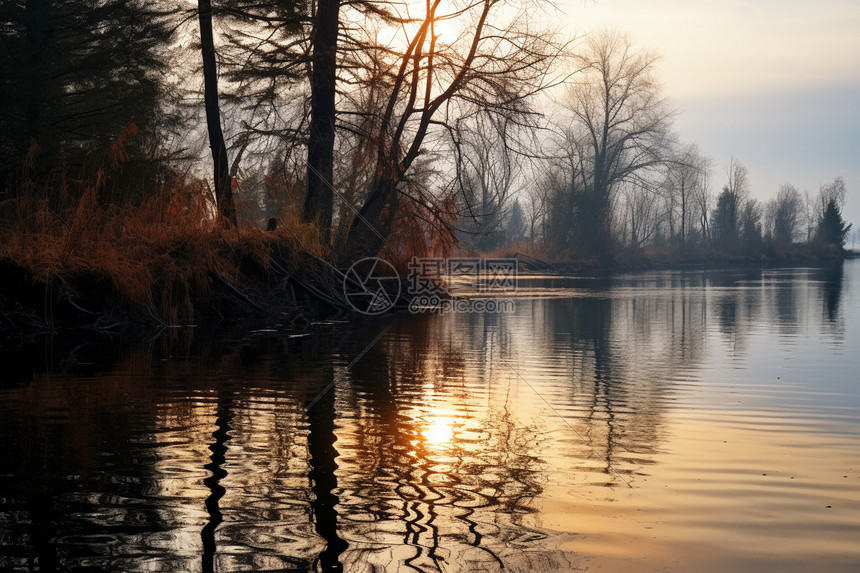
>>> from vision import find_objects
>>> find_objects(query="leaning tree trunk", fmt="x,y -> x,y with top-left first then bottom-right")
342,173 -> 398,264
198,0 -> 236,225
303,0 -> 340,243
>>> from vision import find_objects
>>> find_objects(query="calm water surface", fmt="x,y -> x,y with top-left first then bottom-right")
1,262 -> 859,572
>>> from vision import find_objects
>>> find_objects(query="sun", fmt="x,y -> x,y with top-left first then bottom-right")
389,0 -> 468,51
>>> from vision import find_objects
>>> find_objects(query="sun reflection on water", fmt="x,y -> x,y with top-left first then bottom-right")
421,415 -> 456,447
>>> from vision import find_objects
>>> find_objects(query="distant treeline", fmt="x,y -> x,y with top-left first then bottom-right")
0,1 -> 852,267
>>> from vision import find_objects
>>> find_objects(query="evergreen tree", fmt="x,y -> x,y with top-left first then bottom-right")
739,199 -> 763,254
711,187 -> 738,251
816,198 -> 852,253
0,0 -> 174,199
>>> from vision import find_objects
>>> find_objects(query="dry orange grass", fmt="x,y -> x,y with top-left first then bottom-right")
1,185 -> 283,324
0,133 -> 304,325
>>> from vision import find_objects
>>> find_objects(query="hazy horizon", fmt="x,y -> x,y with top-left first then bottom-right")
563,0 -> 860,238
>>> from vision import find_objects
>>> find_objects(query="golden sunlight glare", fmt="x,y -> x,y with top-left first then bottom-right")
422,416 -> 455,446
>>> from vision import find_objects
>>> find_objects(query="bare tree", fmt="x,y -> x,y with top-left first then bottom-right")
693,156 -> 713,246
454,113 -> 520,250
725,157 -> 749,206
212,0 -> 310,224
541,138 -> 583,252
559,28 -> 674,256
794,178 -> 846,247
620,182 -> 661,249
817,176 -> 847,218
765,183 -> 803,244
711,157 -> 748,250
528,169 -> 555,243
331,39 -> 391,249
662,142 -> 709,247
803,189 -> 816,242
506,198 -> 527,245
339,0 -> 566,262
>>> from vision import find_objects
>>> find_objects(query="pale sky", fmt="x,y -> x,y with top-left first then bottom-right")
560,0 -> 860,235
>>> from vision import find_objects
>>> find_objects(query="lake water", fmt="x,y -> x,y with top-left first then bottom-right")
1,261 -> 859,572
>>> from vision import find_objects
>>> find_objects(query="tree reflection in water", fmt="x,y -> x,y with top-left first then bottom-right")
307,374 -> 349,572
201,395 -> 232,573
332,316 -> 574,571
0,264 -> 850,571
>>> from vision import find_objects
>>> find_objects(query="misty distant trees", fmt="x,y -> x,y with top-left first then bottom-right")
711,158 -> 749,251
705,171 -> 850,257
546,30 -> 673,257
661,143 -> 711,247
533,31 -> 852,262
760,177 -> 850,255
711,188 -> 739,252
454,114 -> 521,251
766,184 -> 804,244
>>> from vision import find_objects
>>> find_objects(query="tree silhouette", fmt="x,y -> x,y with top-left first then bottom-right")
303,0 -> 340,240
198,0 -> 237,224
340,0 -> 564,261
558,29 -> 674,257
816,197 -> 851,253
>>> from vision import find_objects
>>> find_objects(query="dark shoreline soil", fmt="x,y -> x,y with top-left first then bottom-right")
0,253 -> 339,339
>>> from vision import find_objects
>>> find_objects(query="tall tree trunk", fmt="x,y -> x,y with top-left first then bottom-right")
198,0 -> 236,225
23,0 -> 48,145
303,0 -> 340,243
342,173 -> 398,264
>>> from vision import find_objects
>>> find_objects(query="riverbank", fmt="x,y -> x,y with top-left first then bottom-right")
1,188 -> 851,337
0,191 -> 345,337
0,248 -> 318,337
3,245 -> 847,338
505,243 -> 851,274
